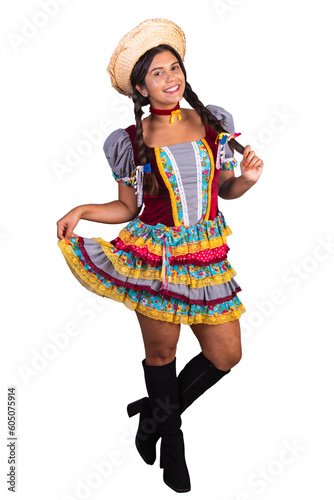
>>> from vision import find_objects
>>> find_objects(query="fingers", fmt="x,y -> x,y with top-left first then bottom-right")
242,145 -> 252,158
241,146 -> 264,171
243,147 -> 255,167
57,221 -> 75,240
56,209 -> 80,240
249,158 -> 264,170
56,222 -> 65,240
241,145 -> 252,169
64,226 -> 75,239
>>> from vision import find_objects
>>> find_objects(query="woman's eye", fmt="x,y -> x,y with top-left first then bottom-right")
153,65 -> 179,76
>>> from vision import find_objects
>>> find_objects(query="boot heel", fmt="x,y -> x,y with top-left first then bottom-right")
160,445 -> 164,469
127,398 -> 145,417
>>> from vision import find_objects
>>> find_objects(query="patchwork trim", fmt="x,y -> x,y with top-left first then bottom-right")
163,146 -> 189,226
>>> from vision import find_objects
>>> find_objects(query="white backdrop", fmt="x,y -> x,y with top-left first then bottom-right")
1,0 -> 333,498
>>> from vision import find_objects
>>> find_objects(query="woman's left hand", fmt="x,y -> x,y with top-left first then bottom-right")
240,145 -> 264,183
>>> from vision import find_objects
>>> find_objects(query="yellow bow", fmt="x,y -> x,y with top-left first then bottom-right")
170,109 -> 182,124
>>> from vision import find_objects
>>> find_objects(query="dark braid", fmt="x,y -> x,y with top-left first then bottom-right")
132,88 -> 151,166
184,81 -> 236,156
130,51 -> 163,196
132,89 -> 160,195
130,43 -> 244,197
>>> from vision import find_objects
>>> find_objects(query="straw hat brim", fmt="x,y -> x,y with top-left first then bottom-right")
107,18 -> 186,97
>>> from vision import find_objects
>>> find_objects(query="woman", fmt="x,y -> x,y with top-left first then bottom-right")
56,18 -> 263,493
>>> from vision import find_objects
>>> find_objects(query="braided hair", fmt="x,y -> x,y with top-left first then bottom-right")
130,44 -> 242,196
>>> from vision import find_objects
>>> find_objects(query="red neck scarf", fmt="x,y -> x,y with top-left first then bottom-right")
149,102 -> 180,115
149,102 -> 182,124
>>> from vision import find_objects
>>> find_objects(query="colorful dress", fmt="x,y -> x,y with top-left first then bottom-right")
57,104 -> 246,325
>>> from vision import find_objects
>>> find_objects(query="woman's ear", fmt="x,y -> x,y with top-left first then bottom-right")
135,83 -> 148,97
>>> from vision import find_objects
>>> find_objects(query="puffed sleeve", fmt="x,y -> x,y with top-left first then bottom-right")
206,104 -> 238,171
103,128 -> 137,186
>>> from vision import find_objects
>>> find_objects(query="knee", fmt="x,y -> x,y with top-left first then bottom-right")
223,348 -> 242,371
145,345 -> 177,366
204,345 -> 242,372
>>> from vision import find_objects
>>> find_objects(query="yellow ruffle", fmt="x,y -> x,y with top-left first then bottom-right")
57,239 -> 246,325
58,239 -> 245,325
201,138 -> 215,221
58,234 -> 236,288
133,301 -> 246,325
95,238 -> 236,287
58,239 -> 109,296
101,225 -> 232,258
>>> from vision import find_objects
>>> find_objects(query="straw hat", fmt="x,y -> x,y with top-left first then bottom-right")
107,18 -> 186,97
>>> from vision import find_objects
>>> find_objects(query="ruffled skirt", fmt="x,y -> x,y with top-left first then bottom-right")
57,210 -> 246,325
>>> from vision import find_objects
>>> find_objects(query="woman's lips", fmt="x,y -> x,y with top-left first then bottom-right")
164,85 -> 180,94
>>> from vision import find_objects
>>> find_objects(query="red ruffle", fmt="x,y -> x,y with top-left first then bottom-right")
110,237 -> 162,265
110,237 -> 230,266
76,237 -> 241,305
170,245 -> 230,265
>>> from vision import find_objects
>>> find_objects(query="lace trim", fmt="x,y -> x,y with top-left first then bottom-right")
111,171 -> 135,187
110,237 -> 162,265
58,240 -> 246,325
163,146 -> 189,226
70,248 -> 240,305
112,225 -> 232,257
61,238 -> 237,288
111,236 -> 230,266
212,141 -> 237,170
73,266 -> 241,305
132,302 -> 246,325
78,237 -> 232,290
154,147 -> 180,227
58,239 -> 124,298
220,142 -> 229,163
191,141 -> 204,221
216,142 -> 222,170
87,240 -> 238,287
158,287 -> 242,306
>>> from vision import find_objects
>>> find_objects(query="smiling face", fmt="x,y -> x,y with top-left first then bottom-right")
136,50 -> 186,109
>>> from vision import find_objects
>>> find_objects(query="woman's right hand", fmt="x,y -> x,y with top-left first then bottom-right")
56,207 -> 82,240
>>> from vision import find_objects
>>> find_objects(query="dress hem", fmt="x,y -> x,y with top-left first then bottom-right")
57,238 -> 246,325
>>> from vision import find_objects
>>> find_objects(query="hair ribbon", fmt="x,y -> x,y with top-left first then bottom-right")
215,132 -> 241,145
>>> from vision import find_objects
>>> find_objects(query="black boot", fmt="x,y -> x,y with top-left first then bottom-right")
178,352 -> 231,413
129,396 -> 160,465
142,358 -> 191,493
128,352 -> 230,466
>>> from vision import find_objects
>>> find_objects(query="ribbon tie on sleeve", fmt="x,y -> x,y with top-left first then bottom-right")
215,131 -> 241,145
129,163 -> 151,206
215,132 -> 241,168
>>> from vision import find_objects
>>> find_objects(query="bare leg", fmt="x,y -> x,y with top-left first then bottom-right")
135,311 -> 181,366
189,319 -> 242,371
134,311 -> 191,491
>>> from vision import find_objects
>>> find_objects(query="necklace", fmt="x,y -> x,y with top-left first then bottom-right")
149,102 -> 182,124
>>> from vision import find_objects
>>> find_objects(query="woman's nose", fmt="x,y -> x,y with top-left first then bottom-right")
165,71 -> 175,82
